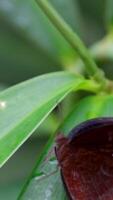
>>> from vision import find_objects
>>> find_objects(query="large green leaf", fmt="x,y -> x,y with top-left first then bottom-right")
19,95 -> 113,200
0,72 -> 95,167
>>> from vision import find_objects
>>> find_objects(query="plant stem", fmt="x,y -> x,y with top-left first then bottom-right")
35,0 -> 106,84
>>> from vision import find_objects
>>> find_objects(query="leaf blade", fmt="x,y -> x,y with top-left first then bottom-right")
0,72 -> 87,167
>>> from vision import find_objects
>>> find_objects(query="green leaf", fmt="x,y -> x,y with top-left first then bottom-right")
60,95 -> 113,134
0,72 -> 93,167
18,95 -> 113,200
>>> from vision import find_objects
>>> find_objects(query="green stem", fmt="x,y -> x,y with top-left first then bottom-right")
35,0 -> 106,84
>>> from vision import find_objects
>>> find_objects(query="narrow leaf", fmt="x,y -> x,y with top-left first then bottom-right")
0,72 -> 90,167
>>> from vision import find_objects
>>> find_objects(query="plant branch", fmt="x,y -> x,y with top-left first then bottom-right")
35,0 -> 106,85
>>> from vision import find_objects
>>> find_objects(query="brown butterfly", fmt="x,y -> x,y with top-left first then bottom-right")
55,118 -> 113,200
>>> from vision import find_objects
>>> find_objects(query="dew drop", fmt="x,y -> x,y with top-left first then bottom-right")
0,101 -> 6,109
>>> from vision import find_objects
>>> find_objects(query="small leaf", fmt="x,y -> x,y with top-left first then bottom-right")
19,95 -> 113,200
0,72 -> 91,167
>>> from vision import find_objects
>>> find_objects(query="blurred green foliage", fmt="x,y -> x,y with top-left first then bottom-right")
0,0 -> 113,199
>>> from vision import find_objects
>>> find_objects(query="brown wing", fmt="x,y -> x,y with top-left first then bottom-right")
56,118 -> 113,200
